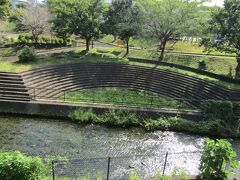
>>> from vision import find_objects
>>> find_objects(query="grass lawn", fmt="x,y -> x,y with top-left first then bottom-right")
101,35 -> 236,56
128,49 -> 237,77
0,47 -> 239,89
60,87 -> 189,109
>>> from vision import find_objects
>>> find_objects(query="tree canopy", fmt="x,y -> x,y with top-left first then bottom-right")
0,0 -> 10,20
137,0 -> 207,61
48,0 -> 106,51
103,0 -> 141,54
201,0 -> 240,78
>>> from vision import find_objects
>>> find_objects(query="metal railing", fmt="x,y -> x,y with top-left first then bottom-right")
51,151 -> 201,180
27,87 -> 201,109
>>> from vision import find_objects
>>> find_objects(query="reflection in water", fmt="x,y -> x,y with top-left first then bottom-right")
0,116 -> 239,177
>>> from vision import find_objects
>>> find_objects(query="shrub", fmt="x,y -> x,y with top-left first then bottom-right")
200,138 -> 239,180
69,108 -> 98,123
198,60 -> 207,70
201,100 -> 240,136
0,151 -> 46,180
101,109 -> 140,126
18,46 -> 36,62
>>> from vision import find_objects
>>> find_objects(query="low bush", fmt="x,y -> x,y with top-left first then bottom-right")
198,60 -> 207,70
201,100 -> 240,137
101,109 -> 140,126
17,34 -> 74,48
18,46 -> 36,62
0,151 -> 46,180
200,138 -> 239,179
69,108 -> 240,137
69,108 -> 98,123
70,108 -> 140,127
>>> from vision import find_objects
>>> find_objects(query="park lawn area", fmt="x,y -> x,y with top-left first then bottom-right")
101,35 -> 236,56
60,87 -> 189,109
127,49 -> 237,77
0,47 -> 239,89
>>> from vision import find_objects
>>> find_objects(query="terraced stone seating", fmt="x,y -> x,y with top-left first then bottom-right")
21,63 -> 240,108
0,72 -> 31,102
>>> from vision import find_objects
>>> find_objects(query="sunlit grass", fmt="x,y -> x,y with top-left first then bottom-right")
0,47 -> 239,89
61,87 -> 188,109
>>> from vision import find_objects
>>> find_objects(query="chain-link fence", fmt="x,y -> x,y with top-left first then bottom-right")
52,151 -> 201,180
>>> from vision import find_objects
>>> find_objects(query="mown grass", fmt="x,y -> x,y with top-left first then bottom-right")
0,47 -> 239,89
128,49 -> 237,77
101,35 -> 236,56
61,87 -> 188,109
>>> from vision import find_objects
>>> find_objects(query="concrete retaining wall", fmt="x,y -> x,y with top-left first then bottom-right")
0,101 -> 202,120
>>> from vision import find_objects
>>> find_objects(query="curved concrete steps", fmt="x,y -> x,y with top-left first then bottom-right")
0,72 -> 31,102
21,63 -> 240,108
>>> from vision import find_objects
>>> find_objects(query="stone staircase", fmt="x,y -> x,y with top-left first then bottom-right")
0,72 -> 31,102
21,63 -> 240,108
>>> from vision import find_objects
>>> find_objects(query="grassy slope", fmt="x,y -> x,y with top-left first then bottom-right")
61,87 -> 188,109
0,47 -> 239,89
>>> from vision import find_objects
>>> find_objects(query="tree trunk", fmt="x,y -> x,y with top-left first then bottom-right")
126,39 -> 129,55
236,55 -> 240,79
159,40 -> 167,61
86,39 -> 90,52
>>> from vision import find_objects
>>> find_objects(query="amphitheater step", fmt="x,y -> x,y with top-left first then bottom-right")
0,72 -> 31,102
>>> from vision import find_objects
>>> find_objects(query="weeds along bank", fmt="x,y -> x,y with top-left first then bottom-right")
69,100 -> 240,138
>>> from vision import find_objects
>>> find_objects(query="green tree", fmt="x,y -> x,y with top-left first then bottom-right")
48,0 -> 106,52
201,0 -> 240,78
0,0 -> 10,20
103,0 -> 141,55
200,138 -> 239,179
137,0 -> 206,61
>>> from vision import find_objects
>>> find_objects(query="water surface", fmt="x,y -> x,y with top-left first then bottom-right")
0,116 -> 239,178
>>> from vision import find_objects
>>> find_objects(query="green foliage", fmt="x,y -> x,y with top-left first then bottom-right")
69,108 -> 98,123
137,0 -> 205,61
62,88 -> 188,109
70,108 -> 140,127
201,0 -> 240,78
201,100 -> 240,136
142,116 -> 217,135
18,46 -> 36,63
48,0 -> 106,51
0,0 -> 10,20
101,109 -> 140,126
103,0 -> 141,54
198,60 -> 207,70
69,107 -> 240,137
200,138 -> 239,179
0,151 -> 46,180
17,34 -> 71,47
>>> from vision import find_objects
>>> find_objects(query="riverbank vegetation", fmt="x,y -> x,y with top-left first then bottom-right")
0,151 -> 46,180
61,88 -> 188,109
69,100 -> 240,138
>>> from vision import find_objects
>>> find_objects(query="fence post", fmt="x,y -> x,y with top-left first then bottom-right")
52,160 -> 55,180
150,96 -> 153,107
93,91 -> 95,103
107,157 -> 111,180
34,88 -> 36,100
162,152 -> 168,176
121,93 -> 124,105
64,91 -> 66,101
